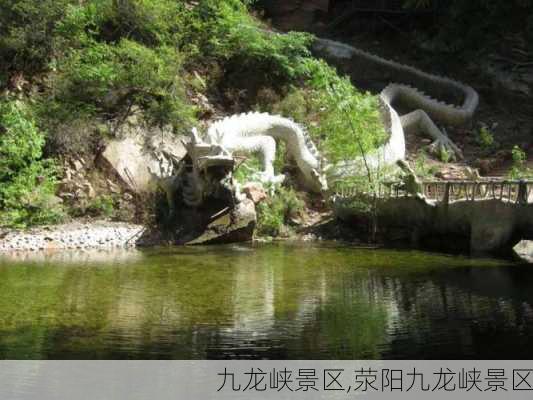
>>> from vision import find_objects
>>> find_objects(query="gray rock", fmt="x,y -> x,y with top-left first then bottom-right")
514,241 -> 533,263
187,199 -> 257,245
100,122 -> 186,193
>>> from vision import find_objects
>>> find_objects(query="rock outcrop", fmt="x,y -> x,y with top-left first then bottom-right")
515,241 -> 533,263
186,198 -> 257,245
100,121 -> 186,192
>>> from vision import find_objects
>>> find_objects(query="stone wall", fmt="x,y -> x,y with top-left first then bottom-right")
334,196 -> 533,255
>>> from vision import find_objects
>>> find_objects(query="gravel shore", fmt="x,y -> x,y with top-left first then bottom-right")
0,221 -> 145,252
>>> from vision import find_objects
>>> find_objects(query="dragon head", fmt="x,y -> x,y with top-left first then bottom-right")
309,168 -> 329,194
186,128 -> 234,172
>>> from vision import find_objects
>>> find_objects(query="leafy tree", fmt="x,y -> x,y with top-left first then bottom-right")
0,100 -> 64,227
0,0 -> 76,74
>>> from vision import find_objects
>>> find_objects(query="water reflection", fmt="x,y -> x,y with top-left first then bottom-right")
0,244 -> 531,359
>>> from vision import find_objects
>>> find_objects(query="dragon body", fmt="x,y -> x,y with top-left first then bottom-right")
312,38 -> 479,167
173,35 -> 479,206
205,112 -> 328,192
198,37 -> 479,193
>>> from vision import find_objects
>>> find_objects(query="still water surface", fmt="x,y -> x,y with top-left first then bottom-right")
0,243 -> 532,359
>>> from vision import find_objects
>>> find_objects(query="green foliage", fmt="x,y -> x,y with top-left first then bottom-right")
508,145 -> 532,179
45,0 -> 198,129
14,0 -> 309,129
477,124 -> 495,151
55,39 -> 195,128
86,195 -> 116,218
0,0 -> 76,74
55,0 -> 189,49
297,59 -> 387,167
256,187 -> 304,237
271,89 -> 310,122
412,151 -> 438,178
269,60 -> 387,183
0,0 -> 390,228
0,100 -> 64,227
438,147 -> 451,163
181,0 -> 312,77
234,155 -> 263,185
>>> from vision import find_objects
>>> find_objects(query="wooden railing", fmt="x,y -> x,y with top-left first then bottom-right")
335,180 -> 533,205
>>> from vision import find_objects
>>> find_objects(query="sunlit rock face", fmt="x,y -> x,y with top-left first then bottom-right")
100,120 -> 186,193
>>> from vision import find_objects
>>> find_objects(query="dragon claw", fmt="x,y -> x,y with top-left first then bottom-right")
428,135 -> 463,161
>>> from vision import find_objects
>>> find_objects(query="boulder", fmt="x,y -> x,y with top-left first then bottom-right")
514,241 -> 533,263
242,182 -> 267,204
187,199 -> 257,245
100,122 -> 186,192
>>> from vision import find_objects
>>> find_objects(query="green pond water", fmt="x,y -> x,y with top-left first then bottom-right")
0,243 -> 532,359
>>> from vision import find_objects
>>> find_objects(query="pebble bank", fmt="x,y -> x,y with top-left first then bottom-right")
0,221 -> 145,252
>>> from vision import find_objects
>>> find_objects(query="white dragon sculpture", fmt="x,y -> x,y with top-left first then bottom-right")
312,38 -> 479,167
204,112 -> 329,193
194,36 -> 479,194
159,35 -> 479,208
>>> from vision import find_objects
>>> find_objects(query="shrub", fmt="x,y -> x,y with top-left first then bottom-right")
56,0 -> 189,48
0,0 -> 76,74
182,1 -> 312,71
234,155 -> 263,185
439,147 -> 451,163
0,100 -> 64,227
43,118 -> 103,157
32,0 -> 198,129
297,59 -> 387,165
256,186 -> 304,237
86,195 -> 116,218
1,0 -> 393,229
508,145 -> 532,179
52,38 -> 196,129
413,150 -> 438,178
477,124 -> 495,151
271,89 -> 311,123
